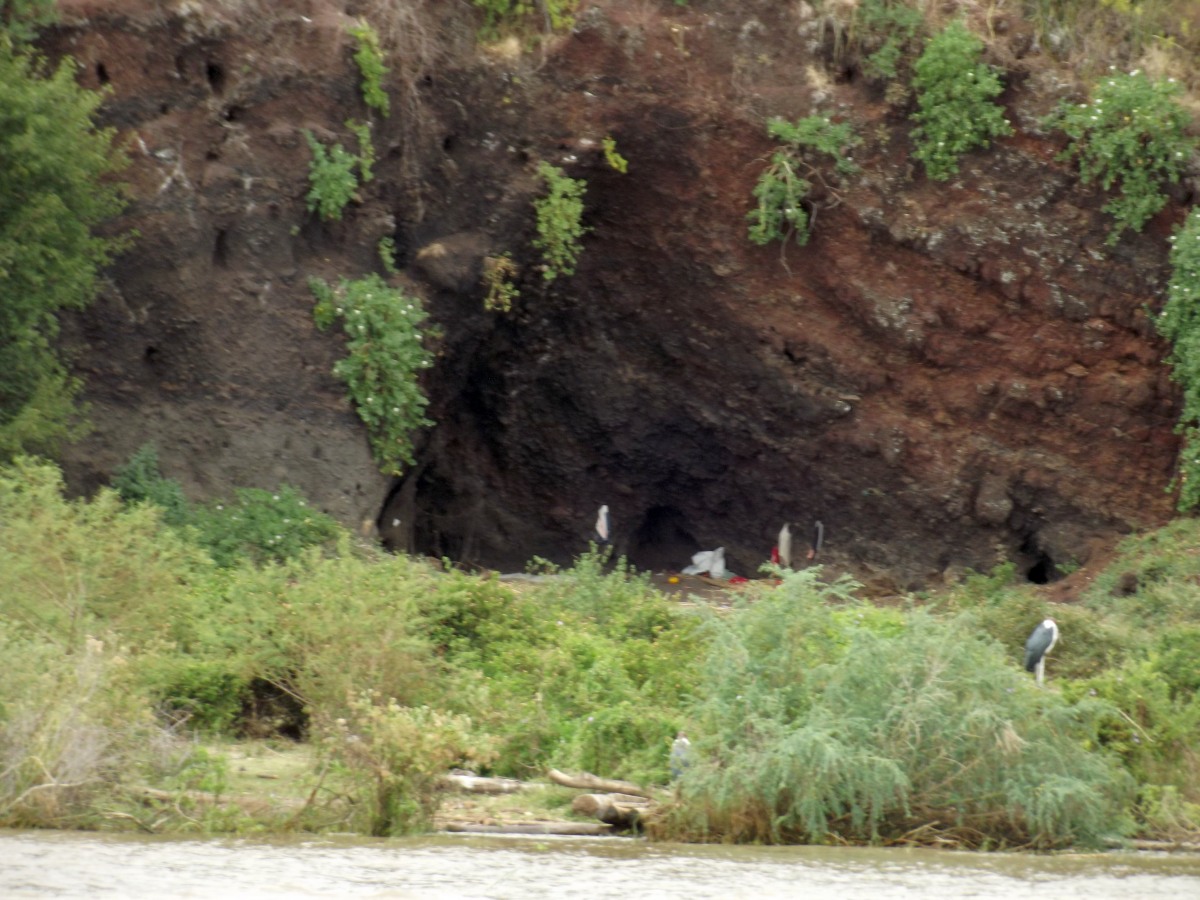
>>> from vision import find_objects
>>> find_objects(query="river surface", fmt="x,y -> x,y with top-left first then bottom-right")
4,829 -> 1200,898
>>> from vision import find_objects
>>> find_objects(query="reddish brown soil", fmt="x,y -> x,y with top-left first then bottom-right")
43,1 -> 1186,591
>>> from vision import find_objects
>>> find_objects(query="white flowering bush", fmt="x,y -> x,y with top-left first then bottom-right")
189,485 -> 339,567
311,274 -> 434,474
1157,207 -> 1200,511
1050,71 -> 1195,243
910,20 -> 1011,181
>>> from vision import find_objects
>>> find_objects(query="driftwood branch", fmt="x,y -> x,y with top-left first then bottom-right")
571,793 -> 648,830
547,768 -> 650,799
442,772 -> 530,795
441,821 -> 611,836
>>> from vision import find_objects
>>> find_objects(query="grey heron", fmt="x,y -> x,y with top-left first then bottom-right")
1024,617 -> 1059,685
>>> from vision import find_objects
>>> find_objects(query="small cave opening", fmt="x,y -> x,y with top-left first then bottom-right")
213,228 -> 229,268
627,505 -> 698,573
95,62 -> 110,85
1020,535 -> 1060,584
205,61 -> 225,94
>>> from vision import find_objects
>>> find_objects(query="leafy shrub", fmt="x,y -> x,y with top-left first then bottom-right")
481,252 -> 519,312
1062,658 -> 1200,802
311,274 -> 434,474
1049,71 -> 1194,243
319,694 -> 480,835
909,20 -> 1012,181
747,115 -> 860,247
0,457 -> 204,644
602,136 -> 629,173
0,39 -> 129,457
416,554 -> 702,783
0,627 -> 158,829
345,119 -> 375,183
347,20 -> 389,116
532,162 -> 588,282
111,443 -> 189,526
188,486 -> 340,568
472,0 -> 577,35
144,657 -> 249,734
304,130 -> 359,222
1156,208 -> 1200,510
854,0 -> 924,80
0,0 -> 57,42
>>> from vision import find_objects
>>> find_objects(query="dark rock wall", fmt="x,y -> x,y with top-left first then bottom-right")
46,0 -> 1184,588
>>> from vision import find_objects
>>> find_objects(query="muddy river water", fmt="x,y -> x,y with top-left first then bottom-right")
4,829 -> 1199,898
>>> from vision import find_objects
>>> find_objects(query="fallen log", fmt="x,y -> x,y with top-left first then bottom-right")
442,772 -> 529,794
571,793 -> 647,831
547,768 -> 651,799
441,821 -> 612,836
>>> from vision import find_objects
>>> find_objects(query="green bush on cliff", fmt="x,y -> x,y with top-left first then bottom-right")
909,20 -> 1012,181
747,115 -> 860,248
0,0 -> 57,42
472,0 -> 577,36
532,162 -> 588,282
0,38 -> 129,460
304,130 -> 359,221
854,0 -> 924,80
1049,71 -> 1194,243
1158,207 -> 1200,511
347,20 -> 389,116
112,443 -> 339,567
311,274 -> 433,474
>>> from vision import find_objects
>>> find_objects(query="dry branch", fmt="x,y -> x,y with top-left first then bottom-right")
547,768 -> 651,799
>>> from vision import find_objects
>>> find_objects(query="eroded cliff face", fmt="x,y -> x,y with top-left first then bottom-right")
46,0 -> 1186,590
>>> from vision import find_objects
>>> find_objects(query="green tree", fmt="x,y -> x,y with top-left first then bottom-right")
0,38 -> 129,458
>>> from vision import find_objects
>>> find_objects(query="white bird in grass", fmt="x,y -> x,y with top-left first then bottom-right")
1024,618 -> 1059,686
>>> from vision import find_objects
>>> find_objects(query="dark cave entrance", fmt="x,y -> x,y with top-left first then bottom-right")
1020,535 -> 1060,584
627,505 -> 699,573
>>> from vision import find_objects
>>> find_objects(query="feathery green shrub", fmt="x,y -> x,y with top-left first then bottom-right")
660,572 -> 1134,848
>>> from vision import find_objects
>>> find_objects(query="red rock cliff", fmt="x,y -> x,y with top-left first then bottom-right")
45,0 -> 1186,589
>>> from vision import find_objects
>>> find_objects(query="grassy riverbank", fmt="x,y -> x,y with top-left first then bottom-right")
1,457 -> 1198,848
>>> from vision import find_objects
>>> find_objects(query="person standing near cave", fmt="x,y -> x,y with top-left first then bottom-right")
594,504 -> 611,548
807,520 -> 824,561
669,731 -> 692,781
